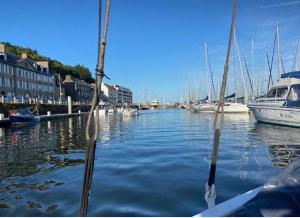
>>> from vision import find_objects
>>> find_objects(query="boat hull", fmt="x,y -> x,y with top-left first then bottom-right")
108,109 -> 117,114
219,103 -> 249,113
9,115 -> 40,125
193,104 -> 216,113
249,105 -> 300,127
123,109 -> 138,117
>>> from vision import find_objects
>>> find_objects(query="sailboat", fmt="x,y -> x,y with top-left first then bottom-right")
216,29 -> 249,113
192,41 -> 217,113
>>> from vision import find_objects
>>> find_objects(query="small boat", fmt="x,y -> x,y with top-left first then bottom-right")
108,108 -> 117,114
117,108 -> 124,113
123,109 -> 138,117
9,108 -> 40,125
248,71 -> 300,127
93,108 -> 107,115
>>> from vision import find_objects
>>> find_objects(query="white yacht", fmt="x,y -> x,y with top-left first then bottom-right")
98,108 -> 108,115
220,102 -> 249,113
94,108 -> 107,116
108,107 -> 117,114
193,103 -> 216,113
117,108 -> 124,113
123,108 -> 138,117
248,71 -> 300,127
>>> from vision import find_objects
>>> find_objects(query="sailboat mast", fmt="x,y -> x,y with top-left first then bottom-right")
251,36 -> 254,97
204,41 -> 210,102
276,25 -> 281,80
234,36 -> 237,102
234,29 -> 248,104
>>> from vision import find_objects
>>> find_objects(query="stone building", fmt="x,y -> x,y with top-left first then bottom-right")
0,43 -> 58,101
62,75 -> 94,104
101,83 -> 133,105
114,84 -> 133,104
101,83 -> 118,104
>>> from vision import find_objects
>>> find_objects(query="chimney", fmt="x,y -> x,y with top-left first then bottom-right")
21,53 -> 28,59
0,43 -> 6,53
65,75 -> 72,81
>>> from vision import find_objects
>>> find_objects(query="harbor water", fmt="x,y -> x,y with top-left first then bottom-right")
0,109 -> 299,216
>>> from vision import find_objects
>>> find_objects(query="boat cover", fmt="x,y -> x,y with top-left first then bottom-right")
201,96 -> 209,101
232,158 -> 300,216
281,71 -> 300,79
9,108 -> 33,117
225,93 -> 236,99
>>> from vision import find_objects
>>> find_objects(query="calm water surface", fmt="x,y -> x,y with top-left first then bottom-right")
0,109 -> 299,216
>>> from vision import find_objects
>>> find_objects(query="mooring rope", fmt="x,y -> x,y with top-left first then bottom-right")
206,0 -> 238,209
80,0 -> 112,216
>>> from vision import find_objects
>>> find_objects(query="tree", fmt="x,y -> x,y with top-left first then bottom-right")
1,42 -> 94,83
74,64 -> 92,81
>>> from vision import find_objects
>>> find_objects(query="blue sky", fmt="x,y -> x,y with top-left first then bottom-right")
0,0 -> 299,102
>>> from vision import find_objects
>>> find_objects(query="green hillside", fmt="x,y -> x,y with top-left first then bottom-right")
2,42 -> 94,83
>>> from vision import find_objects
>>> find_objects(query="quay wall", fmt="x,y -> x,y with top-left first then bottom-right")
0,103 -> 91,117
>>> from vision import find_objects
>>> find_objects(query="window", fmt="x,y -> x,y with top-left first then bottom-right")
288,85 -> 300,101
267,87 -> 288,98
5,78 -> 9,87
276,87 -> 288,98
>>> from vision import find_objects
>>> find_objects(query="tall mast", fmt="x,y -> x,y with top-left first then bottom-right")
234,29 -> 248,104
251,36 -> 254,96
276,25 -> 281,80
234,35 -> 237,102
204,41 -> 210,102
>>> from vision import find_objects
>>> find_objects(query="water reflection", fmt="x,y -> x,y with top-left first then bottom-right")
253,124 -> 300,168
0,110 -> 299,216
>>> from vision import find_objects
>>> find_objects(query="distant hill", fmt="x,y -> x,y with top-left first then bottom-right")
2,42 -> 95,83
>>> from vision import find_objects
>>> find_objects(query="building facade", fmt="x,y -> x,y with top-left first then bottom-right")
101,83 -> 133,105
101,83 -> 118,104
62,75 -> 94,104
0,43 -> 57,101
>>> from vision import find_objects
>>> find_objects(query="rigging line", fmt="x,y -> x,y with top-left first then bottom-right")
213,0 -> 237,128
207,48 -> 217,100
280,55 -> 286,74
269,28 -> 277,80
80,0 -> 112,216
205,1 -> 237,209
234,33 -> 237,102
292,39 -> 300,71
242,51 -> 254,96
266,50 -> 274,91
